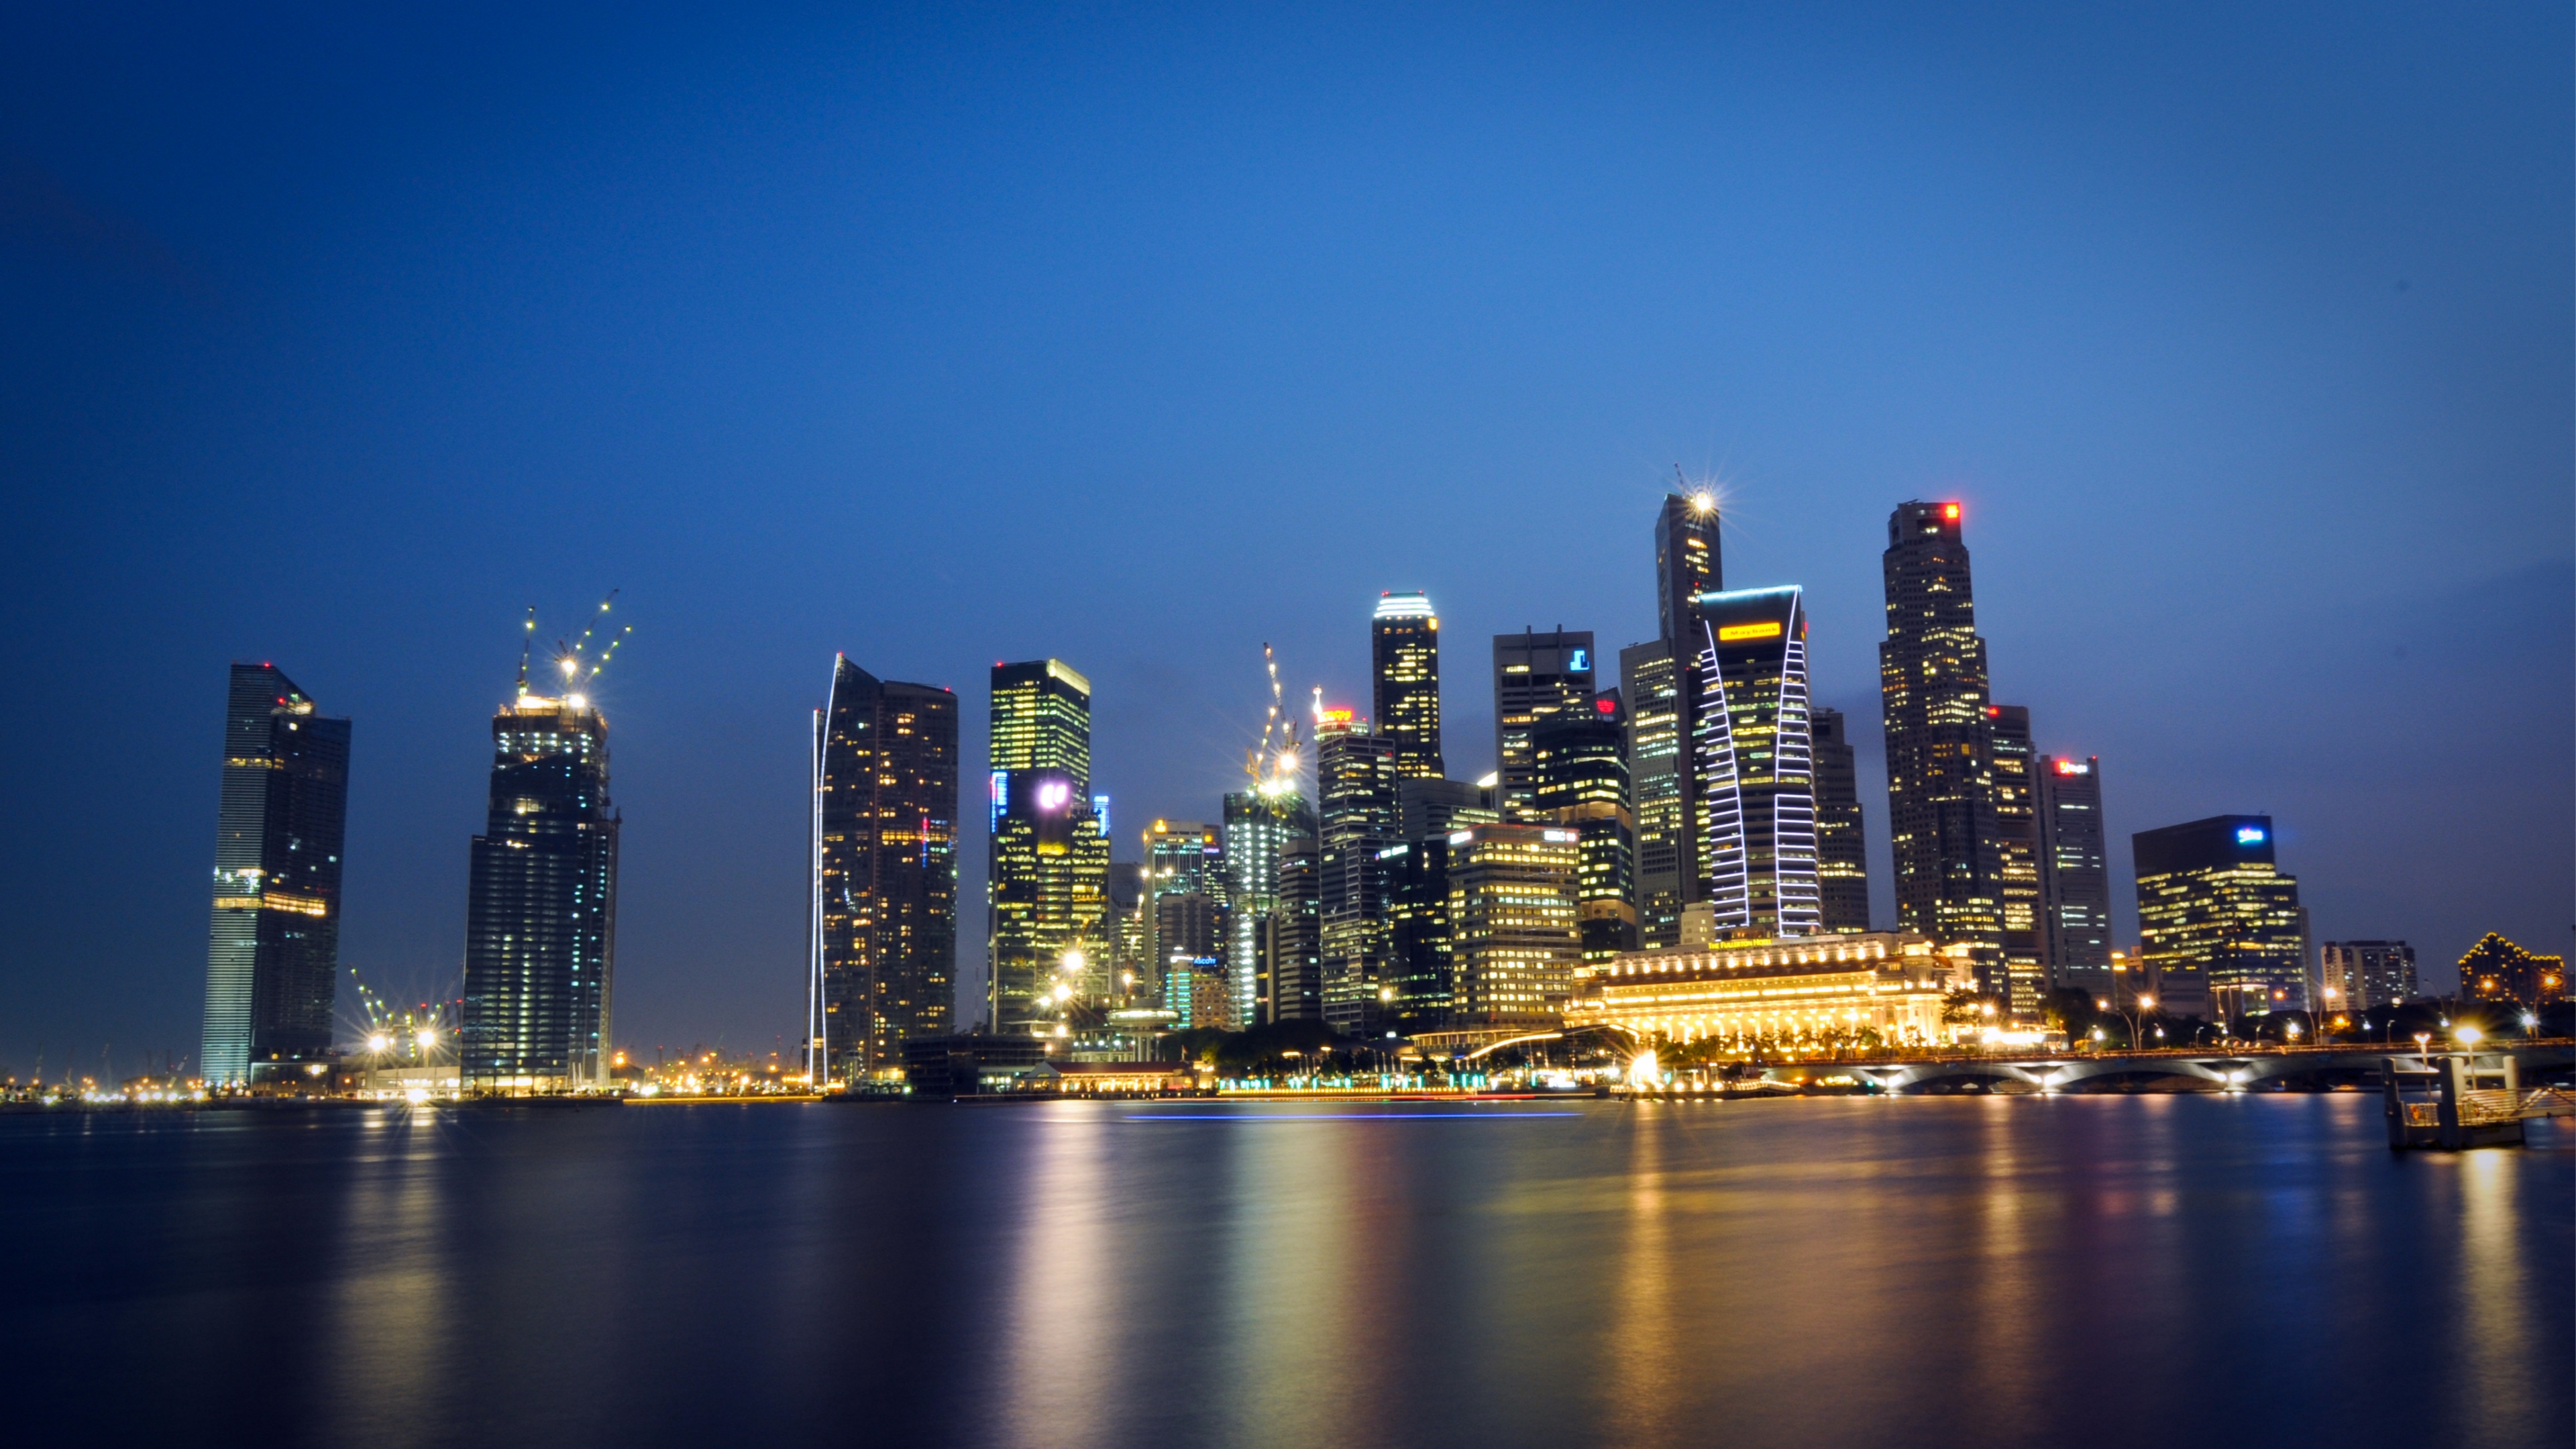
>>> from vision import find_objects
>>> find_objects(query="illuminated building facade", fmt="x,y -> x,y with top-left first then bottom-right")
1492,628 -> 1595,820
1809,706 -> 1870,934
1142,818 -> 1222,997
1987,704 -> 2043,1017
1379,837 -> 1454,1032
1317,714 -> 1400,1033
1649,490 -> 1722,924
201,663 -> 350,1086
2036,754 -> 2111,991
1444,822 -> 1581,1026
986,659 -> 1106,1037
1879,500 -> 2003,987
2320,939 -> 2416,1010
1619,641 -> 1685,947
2133,814 -> 2304,1017
463,690 -> 620,1089
1265,830 -> 1323,1021
1565,931 -> 1962,1047
1532,691 -> 1636,961
1371,592 -> 1445,780
809,657 -> 958,1083
2457,934 -> 2565,1006
1686,586 -> 1821,936
1224,787 -> 1315,1026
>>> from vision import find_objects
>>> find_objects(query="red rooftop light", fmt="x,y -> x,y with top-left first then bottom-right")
1594,698 -> 1617,714
1943,502 -> 1960,521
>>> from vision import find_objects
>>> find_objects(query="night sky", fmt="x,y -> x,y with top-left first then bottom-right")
3,4 -> 2566,1077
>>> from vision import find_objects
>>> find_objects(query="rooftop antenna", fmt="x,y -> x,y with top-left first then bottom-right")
514,606 -> 537,694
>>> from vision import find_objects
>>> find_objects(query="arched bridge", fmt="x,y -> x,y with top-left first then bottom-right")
1840,1040 -> 2575,1094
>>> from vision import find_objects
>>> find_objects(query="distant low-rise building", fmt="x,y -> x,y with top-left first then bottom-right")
2458,934 -> 2566,1006
2320,940 -> 2417,1011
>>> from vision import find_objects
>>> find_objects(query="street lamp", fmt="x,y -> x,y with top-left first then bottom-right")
2454,1025 -> 2484,1048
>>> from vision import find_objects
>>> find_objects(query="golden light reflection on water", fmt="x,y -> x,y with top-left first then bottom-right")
1600,1103 -> 1680,1445
323,1107 -> 455,1437
999,1102 -> 1117,1449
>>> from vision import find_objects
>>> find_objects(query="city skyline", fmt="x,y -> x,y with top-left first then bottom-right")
2,6 -> 2566,1071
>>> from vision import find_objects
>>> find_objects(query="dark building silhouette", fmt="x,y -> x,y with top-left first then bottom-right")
1265,830 -> 1323,1022
1371,592 -> 1444,780
1654,490 -> 1722,913
1492,627 -> 1595,820
1380,836 -> 1456,1032
1879,500 -> 2003,989
1317,714 -> 1401,1034
1533,690 -> 1636,961
463,687 -> 620,1089
2037,754 -> 2111,991
1396,776 -> 1496,841
809,655 -> 958,1084
1809,706 -> 1871,934
1619,639 -> 1686,947
201,663 -> 350,1086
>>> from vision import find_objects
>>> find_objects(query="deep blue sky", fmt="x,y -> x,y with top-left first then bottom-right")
3,3 -> 2567,1075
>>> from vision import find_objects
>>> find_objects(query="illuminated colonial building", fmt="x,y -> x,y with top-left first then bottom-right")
1371,592 -> 1445,780
1492,628 -> 1595,820
2457,933 -> 2565,1006
1317,713 -> 1401,1033
1619,640 -> 1685,947
1444,822 -> 1581,1027
809,656 -> 957,1083
1809,706 -> 1870,934
1532,691 -> 1636,961
463,687 -> 619,1089
1686,586 -> 1821,936
1565,931 -> 1964,1047
2133,814 -> 2304,1017
201,663 -> 350,1086
1987,704 -> 2043,1017
1880,500 -> 2004,990
2037,754 -> 2111,992
987,659 -> 1107,1038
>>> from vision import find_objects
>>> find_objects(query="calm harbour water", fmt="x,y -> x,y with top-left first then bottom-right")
7,1094 -> 2567,1448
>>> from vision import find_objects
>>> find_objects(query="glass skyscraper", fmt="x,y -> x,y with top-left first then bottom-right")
462,687 -> 620,1089
987,659 -> 1106,1038
1988,703 -> 2043,1017
1653,489 -> 1721,914
1491,627 -> 1595,820
1444,822 -> 1581,1027
2036,754 -> 2111,992
1532,690 -> 1636,961
1316,714 -> 1400,1034
1688,586 -> 1821,936
1809,705 -> 1870,934
1879,500 -> 2004,988
2134,814 -> 2304,1018
1371,592 -> 1444,780
810,655 -> 958,1084
1224,785 -> 1314,1026
1619,640 -> 1684,948
201,663 -> 350,1087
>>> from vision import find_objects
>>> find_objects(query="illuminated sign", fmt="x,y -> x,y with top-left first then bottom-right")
1568,648 -> 1589,672
989,771 -> 1009,831
2053,760 -> 2090,775
2235,824 -> 2266,845
1717,621 -> 1782,642
1319,708 -> 1354,724
1092,794 -> 1110,836
1593,697 -> 1617,715
1037,781 -> 1071,812
1542,829 -> 1576,843
1448,830 -> 1474,845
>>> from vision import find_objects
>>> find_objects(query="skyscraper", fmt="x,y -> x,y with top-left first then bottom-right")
1371,592 -> 1444,780
1266,830 -> 1323,1021
1491,628 -> 1595,820
1809,706 -> 1870,934
987,659 -> 1108,1038
1396,776 -> 1497,840
1532,690 -> 1636,961
808,657 -> 958,1085
1619,640 -> 1685,948
1648,489 -> 1721,922
201,663 -> 350,1087
2036,754 -> 2111,993
1879,500 -> 2003,989
1141,817 -> 1222,998
2133,814 -> 2304,1018
1987,704 -> 2043,1018
2320,940 -> 2416,1010
463,686 -> 620,1090
1379,837 -> 1454,1032
1316,712 -> 1401,1034
1445,822 -> 1581,1027
1655,488 -> 1723,656
1688,586 -> 1822,936
1224,785 -> 1313,1026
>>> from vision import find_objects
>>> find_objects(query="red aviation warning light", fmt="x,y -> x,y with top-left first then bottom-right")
1594,697 -> 1617,715
1942,502 -> 1961,521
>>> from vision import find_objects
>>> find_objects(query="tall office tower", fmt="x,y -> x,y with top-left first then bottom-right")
1108,862 -> 1148,996
1155,892 -> 1223,967
1316,713 -> 1401,1034
1619,641 -> 1685,947
2035,755 -> 2111,992
1445,822 -> 1582,1026
986,659 -> 1107,1037
1652,489 -> 1723,910
201,663 -> 350,1087
1397,776 -> 1498,840
1379,837 -> 1454,1032
1371,592 -> 1445,779
1808,706 -> 1870,934
1141,818 -> 1222,997
1491,629 -> 1596,820
2320,941 -> 2418,1010
1879,500 -> 2003,989
463,688 -> 620,1089
1224,787 -> 1314,1026
808,657 -> 959,1083
1533,691 -> 1636,962
1264,831 -> 1323,1021
1986,704 -> 2043,1018
1688,586 -> 1822,937
2133,814 -> 2305,1018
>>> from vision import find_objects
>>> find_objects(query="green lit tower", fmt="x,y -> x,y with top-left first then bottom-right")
986,659 -> 1108,1038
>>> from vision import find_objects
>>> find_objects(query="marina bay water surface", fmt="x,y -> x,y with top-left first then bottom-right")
9,1095 -> 2567,1448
